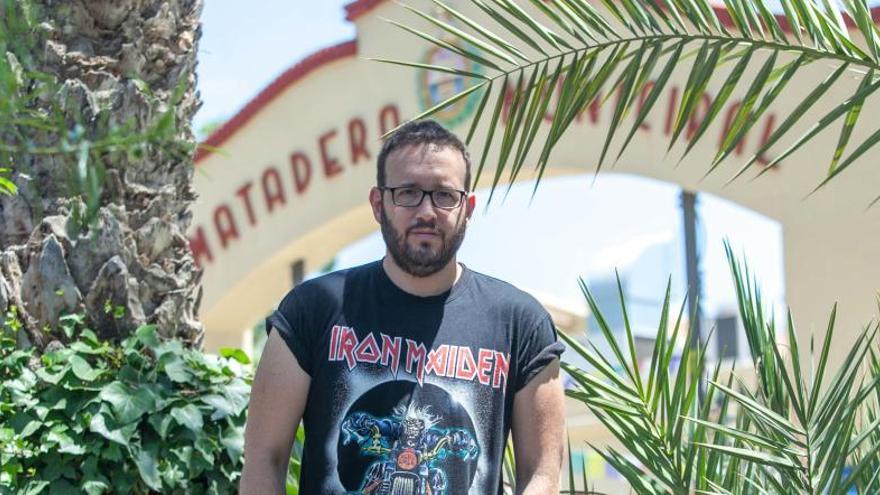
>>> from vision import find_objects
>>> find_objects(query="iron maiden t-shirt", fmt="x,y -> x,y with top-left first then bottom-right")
265,260 -> 564,494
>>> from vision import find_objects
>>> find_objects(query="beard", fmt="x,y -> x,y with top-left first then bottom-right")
379,206 -> 467,278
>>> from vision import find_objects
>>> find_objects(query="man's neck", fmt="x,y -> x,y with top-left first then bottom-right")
381,256 -> 462,297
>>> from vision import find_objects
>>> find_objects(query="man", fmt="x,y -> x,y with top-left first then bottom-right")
241,120 -> 565,494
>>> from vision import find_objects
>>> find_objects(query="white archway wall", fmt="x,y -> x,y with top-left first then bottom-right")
191,1 -> 880,363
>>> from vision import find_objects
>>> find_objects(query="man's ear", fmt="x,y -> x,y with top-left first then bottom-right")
369,187 -> 383,223
465,193 -> 476,220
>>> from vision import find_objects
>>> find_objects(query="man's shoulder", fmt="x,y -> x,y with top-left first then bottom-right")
281,260 -> 378,304
466,267 -> 548,316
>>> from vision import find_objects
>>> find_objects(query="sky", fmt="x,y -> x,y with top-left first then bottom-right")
192,1 -> 824,339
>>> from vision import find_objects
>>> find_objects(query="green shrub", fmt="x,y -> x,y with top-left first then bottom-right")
0,323 -> 251,494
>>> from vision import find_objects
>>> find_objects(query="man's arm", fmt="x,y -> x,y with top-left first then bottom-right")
240,331 -> 310,494
511,359 -> 565,495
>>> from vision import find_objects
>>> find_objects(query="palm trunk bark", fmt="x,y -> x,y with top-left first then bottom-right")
0,0 -> 204,349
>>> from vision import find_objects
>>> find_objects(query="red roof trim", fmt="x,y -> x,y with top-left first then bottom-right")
343,0 -> 880,31
345,0 -> 385,22
195,40 -> 358,163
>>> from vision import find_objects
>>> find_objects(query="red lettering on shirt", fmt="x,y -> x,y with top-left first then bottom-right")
354,332 -> 381,364
406,339 -> 427,386
493,352 -> 510,390
477,349 -> 493,386
455,347 -> 477,382
339,327 -> 358,371
425,345 -> 449,378
380,334 -> 402,377
329,325 -> 341,361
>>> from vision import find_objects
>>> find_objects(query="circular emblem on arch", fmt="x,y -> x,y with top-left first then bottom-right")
416,43 -> 485,128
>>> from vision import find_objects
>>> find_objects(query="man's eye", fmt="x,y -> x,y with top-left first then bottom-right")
435,191 -> 456,204
396,188 -> 421,201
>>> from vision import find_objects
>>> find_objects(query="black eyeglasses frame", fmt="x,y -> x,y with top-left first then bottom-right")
378,186 -> 468,209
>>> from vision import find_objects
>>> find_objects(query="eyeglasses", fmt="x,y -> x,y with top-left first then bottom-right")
379,186 -> 467,209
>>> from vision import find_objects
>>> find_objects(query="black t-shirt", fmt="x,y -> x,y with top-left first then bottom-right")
266,260 -> 564,494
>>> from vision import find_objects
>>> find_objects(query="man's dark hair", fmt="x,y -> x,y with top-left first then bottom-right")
377,119 -> 472,191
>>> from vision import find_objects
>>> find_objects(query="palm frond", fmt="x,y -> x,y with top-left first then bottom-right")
555,239 -> 880,493
383,0 -> 880,206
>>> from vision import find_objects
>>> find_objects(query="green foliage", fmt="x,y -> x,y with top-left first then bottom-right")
562,242 -> 880,494
0,323 -> 251,494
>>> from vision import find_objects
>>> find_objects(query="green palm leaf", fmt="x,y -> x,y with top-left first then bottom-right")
383,0 -> 880,206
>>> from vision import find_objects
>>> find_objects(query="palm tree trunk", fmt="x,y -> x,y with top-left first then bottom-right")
0,0 -> 204,349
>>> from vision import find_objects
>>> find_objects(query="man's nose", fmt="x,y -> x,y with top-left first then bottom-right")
413,193 -> 438,221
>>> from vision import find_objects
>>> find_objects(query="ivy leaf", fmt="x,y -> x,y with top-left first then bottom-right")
162,355 -> 191,383
47,428 -> 86,455
21,480 -> 49,495
89,413 -> 133,446
170,404 -> 204,433
70,355 -> 101,382
99,382 -> 156,424
222,381 -> 251,417
79,329 -> 100,346
153,339 -> 184,360
194,435 -> 216,465
9,411 -> 41,438
48,479 -> 80,495
101,442 -> 123,462
220,424 -> 245,461
35,364 -> 69,384
147,409 -> 175,440
135,324 -> 159,348
81,480 -> 110,495
219,347 -> 251,365
133,446 -> 161,491
201,394 -> 235,420
69,341 -> 108,355
58,313 -> 86,328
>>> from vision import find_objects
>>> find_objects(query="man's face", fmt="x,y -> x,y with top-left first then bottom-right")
370,143 -> 475,278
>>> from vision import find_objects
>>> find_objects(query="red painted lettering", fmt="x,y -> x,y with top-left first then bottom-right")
379,104 -> 401,136
719,101 -> 748,157
665,86 -> 679,135
235,181 -> 257,226
757,114 -> 777,167
580,94 -> 601,124
290,152 -> 312,194
687,93 -> 713,141
501,82 -> 515,124
261,167 -> 286,212
544,77 -> 566,123
348,118 -> 370,165
213,204 -> 239,249
635,81 -> 655,131
188,226 -> 213,268
319,130 -> 343,178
